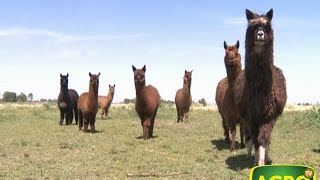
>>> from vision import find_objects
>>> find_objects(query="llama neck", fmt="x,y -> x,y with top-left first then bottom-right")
226,63 -> 242,88
107,91 -> 114,100
89,85 -> 98,97
60,85 -> 68,95
183,81 -> 191,95
245,44 -> 274,94
135,82 -> 146,97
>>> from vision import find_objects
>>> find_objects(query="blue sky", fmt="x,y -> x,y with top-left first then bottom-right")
0,1 -> 319,104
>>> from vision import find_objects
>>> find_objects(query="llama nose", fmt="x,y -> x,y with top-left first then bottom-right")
257,31 -> 264,37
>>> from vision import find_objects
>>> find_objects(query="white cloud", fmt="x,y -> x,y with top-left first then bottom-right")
0,27 -> 151,43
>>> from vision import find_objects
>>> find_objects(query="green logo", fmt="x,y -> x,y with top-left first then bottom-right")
249,165 -> 316,180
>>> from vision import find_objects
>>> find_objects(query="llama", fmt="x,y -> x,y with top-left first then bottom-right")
215,41 -> 244,151
132,65 -> 160,140
57,73 -> 79,125
98,84 -> 115,119
234,9 -> 287,165
77,72 -> 100,133
175,70 -> 192,123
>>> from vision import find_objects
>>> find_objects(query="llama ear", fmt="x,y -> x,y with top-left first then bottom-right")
190,70 -> 193,74
246,9 -> 255,21
142,65 -> 146,72
266,8 -> 273,21
67,73 -> 69,77
109,84 -> 111,88
60,73 -> 62,77
89,72 -> 92,77
98,72 -> 101,76
114,84 -> 115,87
223,41 -> 227,49
236,40 -> 240,49
185,70 -> 187,74
132,65 -> 136,72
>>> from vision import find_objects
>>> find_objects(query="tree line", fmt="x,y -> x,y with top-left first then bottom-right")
1,91 -> 33,102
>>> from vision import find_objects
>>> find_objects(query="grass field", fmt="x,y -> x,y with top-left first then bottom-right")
0,102 -> 319,179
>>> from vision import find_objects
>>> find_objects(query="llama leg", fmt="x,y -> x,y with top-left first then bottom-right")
101,109 -> 104,119
257,122 -> 273,165
90,115 -> 96,133
258,145 -> 266,166
78,111 -> 83,131
59,110 -> 64,125
70,109 -> 74,125
222,117 -> 230,143
149,116 -> 156,138
230,125 -> 236,152
83,120 -> 89,133
245,133 -> 253,160
176,108 -> 180,123
74,108 -> 78,125
143,119 -> 151,140
90,122 -> 96,133
240,121 -> 245,148
265,144 -> 272,164
105,108 -> 110,119
184,111 -> 189,122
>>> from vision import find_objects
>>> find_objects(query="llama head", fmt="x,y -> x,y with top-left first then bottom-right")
224,40 -> 241,67
184,70 -> 193,84
108,84 -> 115,94
88,72 -> 100,90
245,9 -> 274,49
60,73 -> 69,88
132,65 -> 146,85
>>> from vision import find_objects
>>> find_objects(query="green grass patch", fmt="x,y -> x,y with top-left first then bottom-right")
0,103 -> 319,179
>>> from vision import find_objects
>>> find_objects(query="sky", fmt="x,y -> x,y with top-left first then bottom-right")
0,1 -> 319,104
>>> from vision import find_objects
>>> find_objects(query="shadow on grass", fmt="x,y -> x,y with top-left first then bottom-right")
135,135 -> 158,140
225,154 -> 253,171
312,148 -> 320,153
211,139 -> 243,151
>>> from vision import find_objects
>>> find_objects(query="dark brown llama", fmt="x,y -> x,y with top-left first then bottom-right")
234,9 -> 287,165
57,73 -> 79,125
98,84 -> 115,119
175,70 -> 192,123
215,41 -> 244,151
77,72 -> 100,133
132,65 -> 160,140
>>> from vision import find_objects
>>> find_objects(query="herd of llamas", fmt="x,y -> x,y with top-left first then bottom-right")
57,8 -> 287,166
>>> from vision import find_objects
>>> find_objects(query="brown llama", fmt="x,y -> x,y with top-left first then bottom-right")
57,73 -> 79,125
98,84 -> 115,119
132,65 -> 160,140
175,70 -> 192,123
215,40 -> 244,151
77,72 -> 101,133
234,9 -> 287,165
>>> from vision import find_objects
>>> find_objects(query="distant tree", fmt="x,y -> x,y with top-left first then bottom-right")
123,98 -> 135,104
198,98 -> 207,106
27,93 -> 33,102
2,91 -> 17,102
16,93 -> 28,102
40,98 -> 47,102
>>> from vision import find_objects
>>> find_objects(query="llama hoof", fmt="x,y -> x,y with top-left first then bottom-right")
266,158 -> 272,165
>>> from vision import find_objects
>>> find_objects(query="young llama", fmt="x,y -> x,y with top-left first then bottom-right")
98,84 -> 115,119
234,9 -> 287,165
175,70 -> 192,123
215,41 -> 244,151
78,72 -> 101,133
57,73 -> 79,125
132,65 -> 160,140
